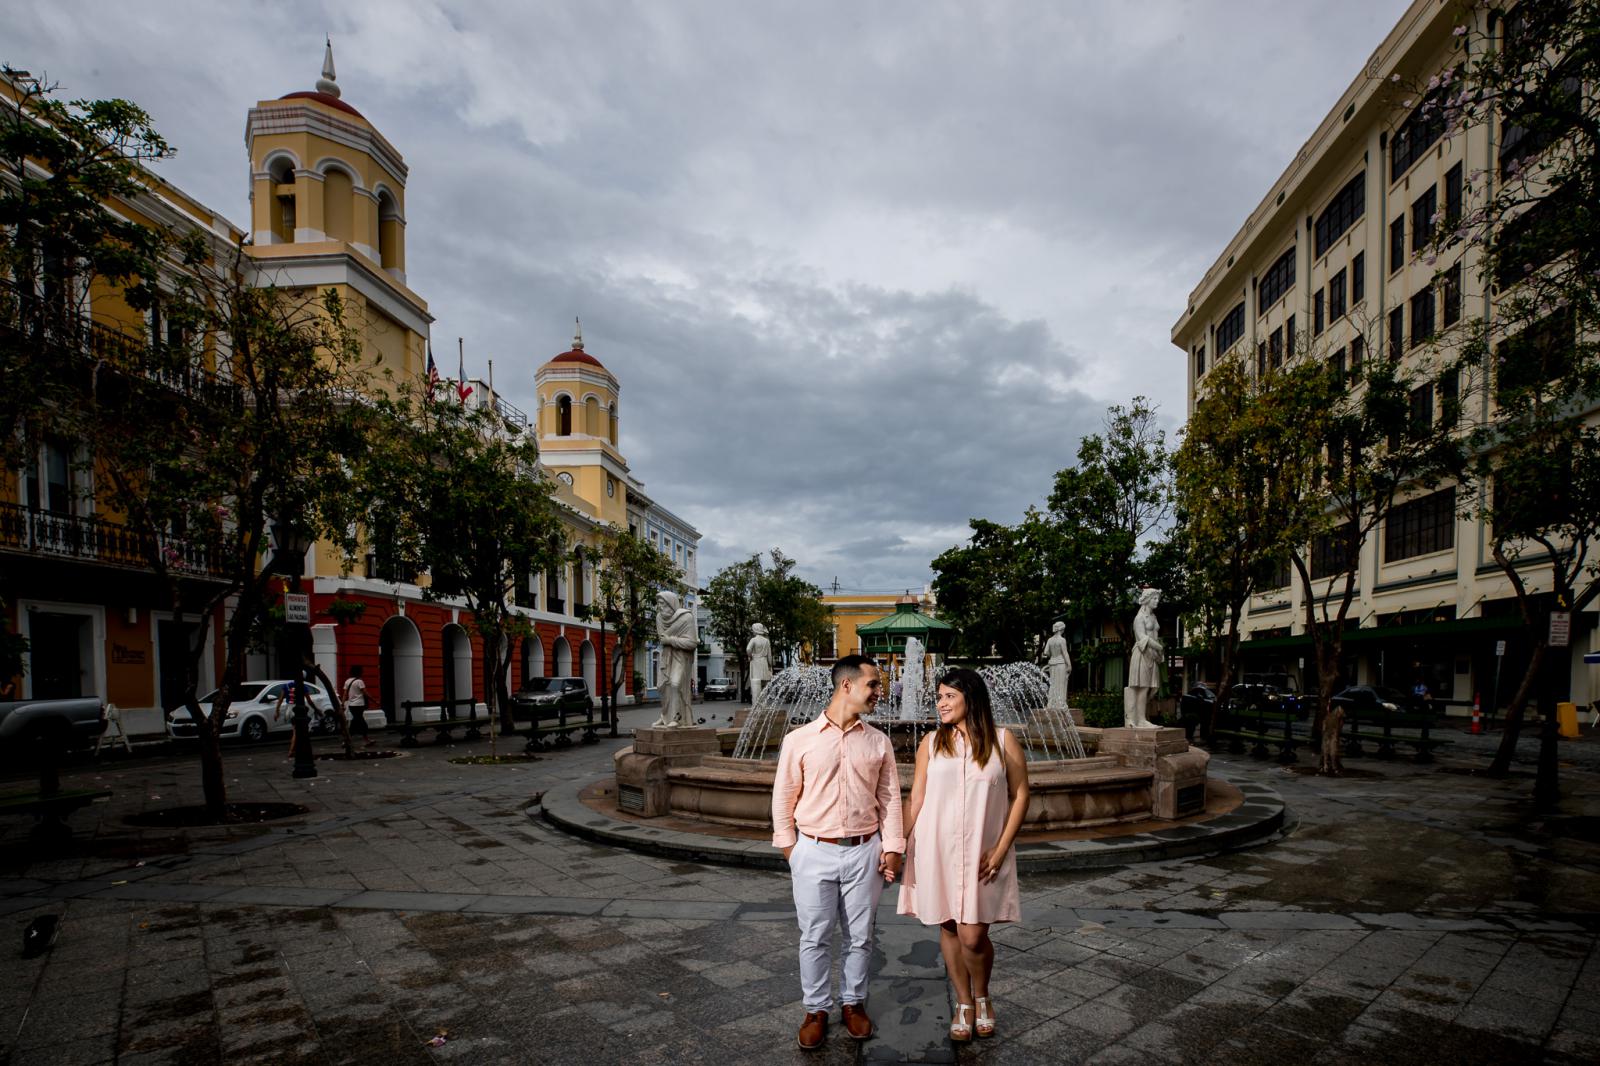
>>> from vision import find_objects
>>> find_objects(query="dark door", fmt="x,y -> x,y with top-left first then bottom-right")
30,611 -> 87,699
158,619 -> 197,710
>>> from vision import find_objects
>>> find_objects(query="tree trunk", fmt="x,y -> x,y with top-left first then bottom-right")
1314,641 -> 1343,776
1208,603 -> 1244,740
1489,640 -> 1545,776
307,659 -> 353,757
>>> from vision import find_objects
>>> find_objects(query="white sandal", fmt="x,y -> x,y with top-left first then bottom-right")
975,996 -> 995,1038
950,1003 -> 974,1042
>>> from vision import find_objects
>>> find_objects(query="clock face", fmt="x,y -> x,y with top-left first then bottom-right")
557,471 -> 574,486
607,478 -> 616,497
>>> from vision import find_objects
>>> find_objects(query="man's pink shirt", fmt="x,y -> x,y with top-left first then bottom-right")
771,712 -> 906,853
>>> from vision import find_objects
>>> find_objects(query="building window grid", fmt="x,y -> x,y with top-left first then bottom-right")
1444,163 -> 1464,229
1388,306 -> 1404,358
1411,186 -> 1437,254
1195,344 -> 1207,378
1391,83 -> 1449,182
1442,262 -> 1463,328
1328,269 -> 1347,322
1390,216 -> 1406,273
1258,247 -> 1296,316
1314,172 -> 1366,259
1350,335 -> 1365,374
1216,301 -> 1246,354
1384,488 -> 1456,562
1313,290 -> 1325,336
1351,252 -> 1365,305
1269,327 -> 1284,369
1410,287 -> 1436,348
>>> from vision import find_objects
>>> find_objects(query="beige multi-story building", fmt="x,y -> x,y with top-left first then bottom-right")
1171,0 -> 1587,713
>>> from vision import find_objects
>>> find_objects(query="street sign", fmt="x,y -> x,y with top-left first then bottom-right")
284,593 -> 310,625
1550,612 -> 1571,648
1495,640 -> 1506,657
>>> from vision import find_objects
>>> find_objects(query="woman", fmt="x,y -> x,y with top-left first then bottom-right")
898,667 -> 1029,1041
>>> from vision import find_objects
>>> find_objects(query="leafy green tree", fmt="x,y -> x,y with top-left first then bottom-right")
1174,353 -> 1325,734
357,384 -> 567,737
754,549 -> 831,667
1439,1 -> 1600,803
703,555 -> 762,698
582,523 -> 683,735
931,511 -> 1067,662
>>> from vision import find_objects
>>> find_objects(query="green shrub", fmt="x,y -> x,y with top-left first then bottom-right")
1076,691 -> 1123,728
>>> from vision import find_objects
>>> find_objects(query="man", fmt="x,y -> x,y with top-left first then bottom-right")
342,665 -> 374,747
772,654 -> 904,1050
652,591 -> 697,728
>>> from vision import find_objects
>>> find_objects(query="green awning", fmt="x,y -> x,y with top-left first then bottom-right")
856,601 -> 957,655
1239,613 -> 1525,652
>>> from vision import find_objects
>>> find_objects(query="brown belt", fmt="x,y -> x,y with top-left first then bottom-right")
802,832 -> 873,847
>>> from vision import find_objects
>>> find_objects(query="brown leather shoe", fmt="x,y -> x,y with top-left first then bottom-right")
841,1002 -> 874,1040
797,1010 -> 828,1050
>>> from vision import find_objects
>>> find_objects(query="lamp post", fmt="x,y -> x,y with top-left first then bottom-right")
270,520 -> 317,780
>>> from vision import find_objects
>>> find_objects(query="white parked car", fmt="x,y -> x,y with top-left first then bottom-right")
166,680 -> 333,743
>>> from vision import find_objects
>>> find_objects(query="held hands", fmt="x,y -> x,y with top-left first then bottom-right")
879,851 -> 902,883
978,847 -> 1006,884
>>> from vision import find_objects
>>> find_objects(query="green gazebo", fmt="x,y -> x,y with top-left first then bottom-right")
855,599 -> 957,657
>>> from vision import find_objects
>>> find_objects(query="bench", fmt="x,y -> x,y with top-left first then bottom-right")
1342,705 -> 1448,763
523,703 -> 610,752
393,699 -> 485,747
1212,706 -> 1300,764
0,788 -> 113,843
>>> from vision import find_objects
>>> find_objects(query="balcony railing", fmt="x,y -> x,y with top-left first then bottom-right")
0,501 -> 224,577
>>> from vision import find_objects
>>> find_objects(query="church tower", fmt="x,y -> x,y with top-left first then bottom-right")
535,320 -> 631,525
243,40 -> 432,385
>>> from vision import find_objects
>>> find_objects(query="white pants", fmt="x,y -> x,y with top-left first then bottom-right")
789,832 -> 884,1011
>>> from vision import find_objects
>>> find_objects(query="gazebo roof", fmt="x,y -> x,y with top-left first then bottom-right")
856,600 -> 956,654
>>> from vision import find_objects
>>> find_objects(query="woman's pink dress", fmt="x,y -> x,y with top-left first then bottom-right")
897,730 -> 1021,925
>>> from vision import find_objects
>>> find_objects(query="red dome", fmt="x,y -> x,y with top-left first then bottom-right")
278,91 -> 365,120
551,349 -> 606,369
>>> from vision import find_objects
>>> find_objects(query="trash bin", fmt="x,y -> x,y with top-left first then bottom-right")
1558,701 -> 1580,738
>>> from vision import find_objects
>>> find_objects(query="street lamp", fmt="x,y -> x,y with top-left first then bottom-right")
270,519 -> 317,780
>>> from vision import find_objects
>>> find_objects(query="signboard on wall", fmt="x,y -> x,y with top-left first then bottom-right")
284,593 -> 310,625
1550,612 -> 1571,648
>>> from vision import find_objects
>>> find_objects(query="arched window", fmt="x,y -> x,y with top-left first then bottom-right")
376,189 -> 401,269
557,395 -> 572,436
269,158 -> 297,243
608,403 -> 618,445
584,396 -> 600,436
323,166 -> 354,243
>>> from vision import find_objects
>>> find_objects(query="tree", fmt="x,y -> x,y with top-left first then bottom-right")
1047,398 -> 1173,650
932,511 -> 1067,662
582,523 -> 683,736
703,556 -> 762,698
1174,353 -> 1326,734
1429,1 -> 1600,806
754,549 -> 830,667
358,384 -> 567,738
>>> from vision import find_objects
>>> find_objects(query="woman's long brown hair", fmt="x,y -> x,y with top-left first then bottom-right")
932,667 -> 1000,768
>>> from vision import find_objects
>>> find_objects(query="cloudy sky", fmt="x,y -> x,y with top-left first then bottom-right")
12,0 -> 1407,592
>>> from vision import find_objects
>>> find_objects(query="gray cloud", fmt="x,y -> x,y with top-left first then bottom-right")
9,0 -> 1407,591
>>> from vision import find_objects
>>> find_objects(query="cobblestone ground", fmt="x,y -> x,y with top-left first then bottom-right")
2,707 -> 1598,1065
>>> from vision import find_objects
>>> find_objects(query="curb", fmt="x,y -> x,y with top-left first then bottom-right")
539,772 -> 1289,873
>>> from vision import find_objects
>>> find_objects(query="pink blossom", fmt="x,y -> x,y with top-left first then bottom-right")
1453,25 -> 1467,37
1391,73 -> 1402,82
1427,74 -> 1441,91
1403,98 -> 1414,108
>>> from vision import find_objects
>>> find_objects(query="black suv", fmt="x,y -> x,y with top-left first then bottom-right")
508,677 -> 592,720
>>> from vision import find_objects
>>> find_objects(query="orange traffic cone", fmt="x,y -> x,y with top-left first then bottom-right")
1471,692 -> 1483,734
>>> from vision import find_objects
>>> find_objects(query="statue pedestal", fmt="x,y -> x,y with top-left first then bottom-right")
614,727 -> 721,817
1098,727 -> 1210,820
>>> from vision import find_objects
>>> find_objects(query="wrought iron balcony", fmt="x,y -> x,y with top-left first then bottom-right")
0,501 -> 224,577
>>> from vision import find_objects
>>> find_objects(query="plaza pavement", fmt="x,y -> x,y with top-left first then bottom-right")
2,706 -> 1599,1065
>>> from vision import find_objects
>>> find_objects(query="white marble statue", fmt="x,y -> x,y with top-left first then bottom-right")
653,591 -> 698,728
746,623 -> 773,707
1044,621 -> 1072,711
1123,587 -> 1163,728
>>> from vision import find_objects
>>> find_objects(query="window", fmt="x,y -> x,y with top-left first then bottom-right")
1286,314 -> 1296,358
24,437 -> 79,515
1496,307 -> 1575,401
1350,335 -> 1365,374
1444,163 -> 1463,230
1269,327 -> 1284,369
1500,59 -> 1583,171
1440,368 -> 1460,425
1388,306 -> 1404,358
1391,81 -> 1448,182
1328,269 -> 1347,321
1194,345 -> 1207,378
1384,488 -> 1456,562
1411,187 -> 1437,254
1311,524 -> 1356,579
1313,290 -> 1325,336
1314,172 -> 1366,258
1258,247 -> 1296,315
557,395 -> 572,436
1494,182 -> 1578,289
1410,288 -> 1435,347
1352,252 -> 1366,304
1253,555 -> 1292,590
1257,341 -> 1267,377
1216,301 -> 1246,353
1409,383 -> 1434,431
1442,262 -> 1462,327
1328,345 -> 1347,388
1390,216 -> 1406,273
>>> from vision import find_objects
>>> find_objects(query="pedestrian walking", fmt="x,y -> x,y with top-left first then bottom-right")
771,654 -> 904,1051
897,666 -> 1029,1042
342,665 -> 374,746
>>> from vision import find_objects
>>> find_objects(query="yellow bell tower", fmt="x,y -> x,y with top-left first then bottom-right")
243,39 -> 432,385
536,320 -> 631,525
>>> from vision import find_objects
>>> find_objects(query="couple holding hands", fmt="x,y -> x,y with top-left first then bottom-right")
771,655 -> 1030,1049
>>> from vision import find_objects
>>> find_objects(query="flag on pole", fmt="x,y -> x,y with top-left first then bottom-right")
426,344 -> 440,399
456,337 -> 474,404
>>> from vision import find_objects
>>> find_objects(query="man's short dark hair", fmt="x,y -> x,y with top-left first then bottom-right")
831,654 -> 875,691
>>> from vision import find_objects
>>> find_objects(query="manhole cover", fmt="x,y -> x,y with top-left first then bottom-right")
124,802 -> 309,827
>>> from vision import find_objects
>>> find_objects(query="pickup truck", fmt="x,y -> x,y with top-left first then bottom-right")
0,697 -> 108,762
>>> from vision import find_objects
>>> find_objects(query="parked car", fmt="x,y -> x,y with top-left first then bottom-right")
0,697 -> 107,763
1332,684 -> 1418,715
1175,683 -> 1218,741
508,677 -> 593,721
703,678 -> 737,700
166,680 -> 333,744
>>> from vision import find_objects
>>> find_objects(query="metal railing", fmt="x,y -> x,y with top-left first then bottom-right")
0,501 -> 224,576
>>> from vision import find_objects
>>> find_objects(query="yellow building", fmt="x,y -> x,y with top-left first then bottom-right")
819,590 -> 938,663
1170,0 -> 1583,711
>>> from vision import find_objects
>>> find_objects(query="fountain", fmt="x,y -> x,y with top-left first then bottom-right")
629,655 -> 1207,834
